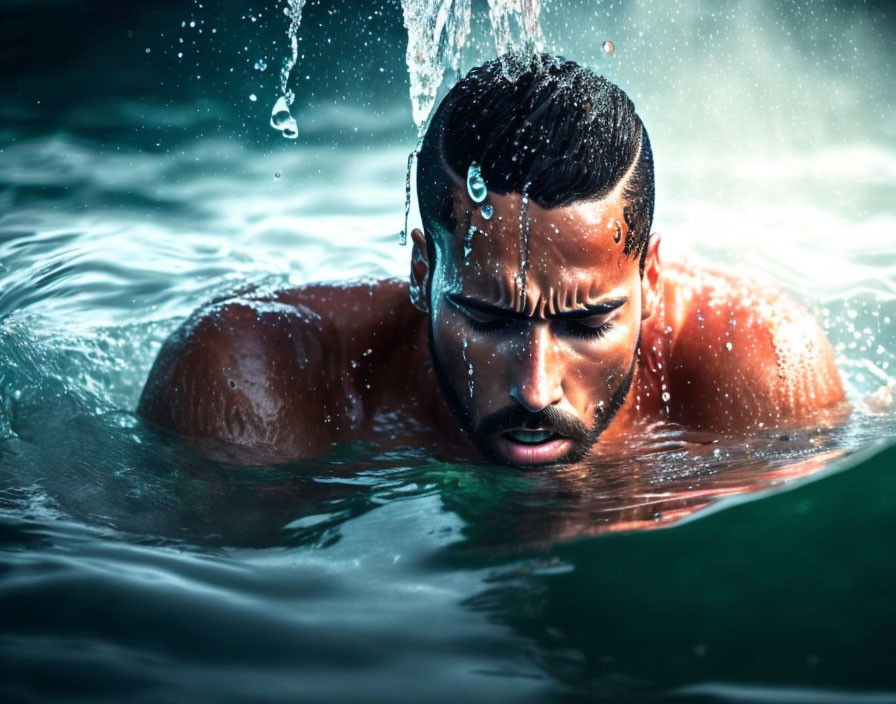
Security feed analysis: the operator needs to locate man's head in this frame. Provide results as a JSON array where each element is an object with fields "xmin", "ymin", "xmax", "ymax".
[{"xmin": 410, "ymin": 53, "xmax": 661, "ymax": 467}]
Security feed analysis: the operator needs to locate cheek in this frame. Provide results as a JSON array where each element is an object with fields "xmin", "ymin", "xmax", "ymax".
[
  {"xmin": 564, "ymin": 318, "xmax": 641, "ymax": 402},
  {"xmin": 431, "ymin": 308, "xmax": 480, "ymax": 377}
]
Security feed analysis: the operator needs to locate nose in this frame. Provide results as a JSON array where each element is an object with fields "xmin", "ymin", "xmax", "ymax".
[{"xmin": 508, "ymin": 323, "xmax": 564, "ymax": 413}]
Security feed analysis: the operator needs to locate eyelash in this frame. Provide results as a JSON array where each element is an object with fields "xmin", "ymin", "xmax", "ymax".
[
  {"xmin": 562, "ymin": 320, "xmax": 613, "ymax": 340},
  {"xmin": 468, "ymin": 317, "xmax": 513, "ymax": 334}
]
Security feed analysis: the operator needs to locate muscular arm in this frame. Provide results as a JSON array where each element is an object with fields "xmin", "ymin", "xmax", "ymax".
[
  {"xmin": 665, "ymin": 268, "xmax": 846, "ymax": 433},
  {"xmin": 138, "ymin": 299, "xmax": 350, "ymax": 463}
]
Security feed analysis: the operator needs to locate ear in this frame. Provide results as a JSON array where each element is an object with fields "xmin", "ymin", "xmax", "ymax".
[
  {"xmin": 409, "ymin": 228, "xmax": 431, "ymax": 313},
  {"xmin": 640, "ymin": 233, "xmax": 663, "ymax": 320}
]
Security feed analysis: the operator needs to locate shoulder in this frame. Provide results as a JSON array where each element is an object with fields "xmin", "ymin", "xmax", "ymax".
[
  {"xmin": 663, "ymin": 263, "xmax": 846, "ymax": 432},
  {"xmin": 138, "ymin": 294, "xmax": 339, "ymax": 460}
]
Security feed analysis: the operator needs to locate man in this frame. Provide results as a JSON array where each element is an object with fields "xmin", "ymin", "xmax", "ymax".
[{"xmin": 138, "ymin": 54, "xmax": 846, "ymax": 466}]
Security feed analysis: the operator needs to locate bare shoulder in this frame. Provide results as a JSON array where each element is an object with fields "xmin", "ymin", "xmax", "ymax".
[
  {"xmin": 138, "ymin": 278, "xmax": 415, "ymax": 462},
  {"xmin": 663, "ymin": 263, "xmax": 846, "ymax": 432}
]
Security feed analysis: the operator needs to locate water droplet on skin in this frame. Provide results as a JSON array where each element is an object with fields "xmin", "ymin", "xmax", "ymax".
[
  {"xmin": 518, "ymin": 182, "xmax": 532, "ymax": 305},
  {"xmin": 603, "ymin": 40, "xmax": 614, "ymax": 54},
  {"xmin": 481, "ymin": 204, "xmax": 494, "ymax": 219},
  {"xmin": 612, "ymin": 219, "xmax": 622, "ymax": 243},
  {"xmin": 464, "ymin": 225, "xmax": 476, "ymax": 264},
  {"xmin": 466, "ymin": 162, "xmax": 488, "ymax": 203},
  {"xmin": 400, "ymin": 143, "xmax": 420, "ymax": 246},
  {"xmin": 461, "ymin": 338, "xmax": 474, "ymax": 398}
]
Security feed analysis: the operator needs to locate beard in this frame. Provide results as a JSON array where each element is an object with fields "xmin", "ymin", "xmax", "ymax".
[{"xmin": 428, "ymin": 323, "xmax": 638, "ymax": 467}]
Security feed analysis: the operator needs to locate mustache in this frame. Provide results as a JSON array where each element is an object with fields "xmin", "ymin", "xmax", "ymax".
[{"xmin": 474, "ymin": 404, "xmax": 590, "ymax": 442}]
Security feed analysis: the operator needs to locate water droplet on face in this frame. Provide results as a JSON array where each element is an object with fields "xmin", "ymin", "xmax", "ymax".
[
  {"xmin": 466, "ymin": 162, "xmax": 488, "ymax": 203},
  {"xmin": 464, "ymin": 225, "xmax": 476, "ymax": 264},
  {"xmin": 603, "ymin": 40, "xmax": 614, "ymax": 54},
  {"xmin": 270, "ymin": 95, "xmax": 299, "ymax": 139},
  {"xmin": 612, "ymin": 219, "xmax": 622, "ymax": 243},
  {"xmin": 481, "ymin": 204, "xmax": 493, "ymax": 219}
]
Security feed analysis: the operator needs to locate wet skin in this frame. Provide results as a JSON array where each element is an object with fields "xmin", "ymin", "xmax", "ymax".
[{"xmin": 138, "ymin": 189, "xmax": 846, "ymax": 466}]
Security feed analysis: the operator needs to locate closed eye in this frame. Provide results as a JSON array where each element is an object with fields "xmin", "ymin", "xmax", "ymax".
[
  {"xmin": 557, "ymin": 319, "xmax": 613, "ymax": 340},
  {"xmin": 446, "ymin": 293, "xmax": 624, "ymax": 340},
  {"xmin": 466, "ymin": 310, "xmax": 515, "ymax": 332}
]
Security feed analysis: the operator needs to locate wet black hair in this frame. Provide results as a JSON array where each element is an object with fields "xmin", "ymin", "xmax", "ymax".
[{"xmin": 417, "ymin": 53, "xmax": 654, "ymax": 267}]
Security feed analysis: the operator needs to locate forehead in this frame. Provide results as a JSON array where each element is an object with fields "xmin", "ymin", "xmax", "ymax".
[{"xmin": 442, "ymin": 187, "xmax": 638, "ymax": 310}]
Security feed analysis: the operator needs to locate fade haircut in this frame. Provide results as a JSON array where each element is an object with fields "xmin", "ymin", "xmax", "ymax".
[{"xmin": 417, "ymin": 53, "xmax": 654, "ymax": 268}]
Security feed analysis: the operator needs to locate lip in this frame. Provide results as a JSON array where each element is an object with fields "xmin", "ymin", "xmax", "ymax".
[{"xmin": 494, "ymin": 431, "xmax": 574, "ymax": 466}]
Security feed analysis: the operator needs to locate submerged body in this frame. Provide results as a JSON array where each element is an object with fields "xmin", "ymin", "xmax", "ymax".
[{"xmin": 138, "ymin": 256, "xmax": 845, "ymax": 465}]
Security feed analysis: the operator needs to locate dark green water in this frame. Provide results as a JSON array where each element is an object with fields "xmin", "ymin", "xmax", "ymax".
[{"xmin": 2, "ymin": 0, "xmax": 895, "ymax": 701}]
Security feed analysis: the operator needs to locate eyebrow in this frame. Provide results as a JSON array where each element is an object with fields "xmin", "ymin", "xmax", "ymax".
[{"xmin": 445, "ymin": 293, "xmax": 627, "ymax": 320}]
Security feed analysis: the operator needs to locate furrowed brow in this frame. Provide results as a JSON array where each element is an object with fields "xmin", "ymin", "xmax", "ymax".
[
  {"xmin": 551, "ymin": 298, "xmax": 627, "ymax": 319},
  {"xmin": 446, "ymin": 293, "xmax": 626, "ymax": 319}
]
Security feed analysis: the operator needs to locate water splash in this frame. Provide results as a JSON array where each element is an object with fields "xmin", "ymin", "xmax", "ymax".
[
  {"xmin": 400, "ymin": 0, "xmax": 472, "ymax": 131},
  {"xmin": 466, "ymin": 162, "xmax": 488, "ymax": 203},
  {"xmin": 487, "ymin": 0, "xmax": 544, "ymax": 58},
  {"xmin": 270, "ymin": 0, "xmax": 307, "ymax": 139},
  {"xmin": 481, "ymin": 204, "xmax": 494, "ymax": 220}
]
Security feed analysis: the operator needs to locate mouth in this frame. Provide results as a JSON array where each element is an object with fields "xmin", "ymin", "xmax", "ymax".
[{"xmin": 494, "ymin": 428, "xmax": 575, "ymax": 466}]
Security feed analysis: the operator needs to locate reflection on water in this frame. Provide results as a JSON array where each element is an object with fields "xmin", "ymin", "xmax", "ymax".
[{"xmin": 1, "ymin": 0, "xmax": 895, "ymax": 701}]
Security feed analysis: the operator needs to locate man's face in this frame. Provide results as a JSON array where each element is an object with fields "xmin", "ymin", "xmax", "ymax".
[{"xmin": 415, "ymin": 187, "xmax": 653, "ymax": 468}]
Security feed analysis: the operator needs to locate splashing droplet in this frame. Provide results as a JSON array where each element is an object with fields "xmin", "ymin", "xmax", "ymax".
[
  {"xmin": 270, "ymin": 0, "xmax": 306, "ymax": 139},
  {"xmin": 249, "ymin": 93, "xmax": 258, "ymax": 102},
  {"xmin": 661, "ymin": 391, "xmax": 671, "ymax": 403},
  {"xmin": 274, "ymin": 172, "xmax": 281, "ymax": 179},
  {"xmin": 254, "ymin": 59, "xmax": 268, "ymax": 71},
  {"xmin": 481, "ymin": 204, "xmax": 494, "ymax": 220},
  {"xmin": 270, "ymin": 95, "xmax": 298, "ymax": 139},
  {"xmin": 725, "ymin": 341, "xmax": 733, "ymax": 351},
  {"xmin": 603, "ymin": 40, "xmax": 615, "ymax": 54},
  {"xmin": 467, "ymin": 162, "xmax": 487, "ymax": 203}
]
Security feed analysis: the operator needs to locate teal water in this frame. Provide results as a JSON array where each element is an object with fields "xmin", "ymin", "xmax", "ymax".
[{"xmin": 2, "ymin": 0, "xmax": 896, "ymax": 701}]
